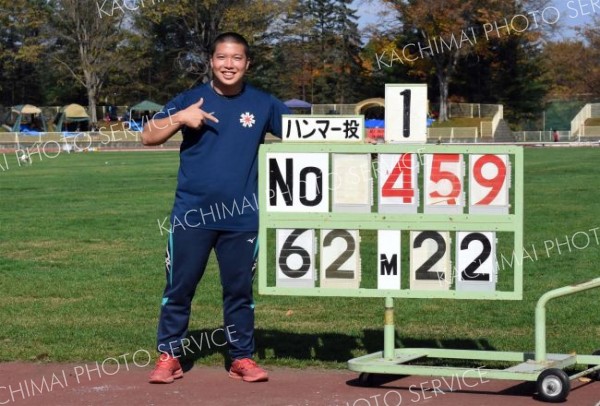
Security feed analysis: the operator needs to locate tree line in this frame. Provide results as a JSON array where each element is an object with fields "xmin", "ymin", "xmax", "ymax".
[{"xmin": 0, "ymin": 0, "xmax": 598, "ymax": 128}]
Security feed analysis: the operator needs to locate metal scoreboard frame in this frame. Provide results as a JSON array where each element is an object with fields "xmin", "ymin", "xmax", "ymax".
[
  {"xmin": 256, "ymin": 96, "xmax": 599, "ymax": 402},
  {"xmin": 258, "ymin": 143, "xmax": 524, "ymax": 301}
]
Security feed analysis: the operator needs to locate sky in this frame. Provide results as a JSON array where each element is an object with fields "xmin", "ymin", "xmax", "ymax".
[{"xmin": 352, "ymin": 0, "xmax": 598, "ymax": 41}]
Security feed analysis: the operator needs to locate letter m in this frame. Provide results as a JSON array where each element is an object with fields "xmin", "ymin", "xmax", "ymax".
[{"xmin": 380, "ymin": 254, "xmax": 398, "ymax": 276}]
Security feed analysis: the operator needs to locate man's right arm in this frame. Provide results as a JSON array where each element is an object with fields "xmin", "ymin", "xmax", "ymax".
[
  {"xmin": 141, "ymin": 114, "xmax": 181, "ymax": 146},
  {"xmin": 141, "ymin": 98, "xmax": 219, "ymax": 146}
]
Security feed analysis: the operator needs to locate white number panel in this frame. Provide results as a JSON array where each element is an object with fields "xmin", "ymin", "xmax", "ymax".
[
  {"xmin": 378, "ymin": 153, "xmax": 419, "ymax": 213},
  {"xmin": 410, "ymin": 231, "xmax": 451, "ymax": 290},
  {"xmin": 266, "ymin": 153, "xmax": 329, "ymax": 213},
  {"xmin": 424, "ymin": 154, "xmax": 465, "ymax": 214},
  {"xmin": 320, "ymin": 229, "xmax": 361, "ymax": 289},
  {"xmin": 455, "ymin": 232, "xmax": 497, "ymax": 292},
  {"xmin": 332, "ymin": 154, "xmax": 372, "ymax": 213},
  {"xmin": 384, "ymin": 84, "xmax": 428, "ymax": 143},
  {"xmin": 378, "ymin": 230, "xmax": 401, "ymax": 290},
  {"xmin": 469, "ymin": 154, "xmax": 511, "ymax": 214},
  {"xmin": 276, "ymin": 229, "xmax": 316, "ymax": 288}
]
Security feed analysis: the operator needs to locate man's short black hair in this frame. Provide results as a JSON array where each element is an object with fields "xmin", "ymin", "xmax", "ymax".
[{"xmin": 210, "ymin": 32, "xmax": 250, "ymax": 59}]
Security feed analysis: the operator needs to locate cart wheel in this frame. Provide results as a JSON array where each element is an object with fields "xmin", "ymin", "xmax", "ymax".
[
  {"xmin": 358, "ymin": 372, "xmax": 375, "ymax": 387},
  {"xmin": 536, "ymin": 368, "xmax": 570, "ymax": 403},
  {"xmin": 588, "ymin": 349, "xmax": 600, "ymax": 381}
]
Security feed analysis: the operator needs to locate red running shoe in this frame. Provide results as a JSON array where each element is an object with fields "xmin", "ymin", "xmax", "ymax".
[
  {"xmin": 228, "ymin": 358, "xmax": 269, "ymax": 382},
  {"xmin": 148, "ymin": 353, "xmax": 183, "ymax": 384}
]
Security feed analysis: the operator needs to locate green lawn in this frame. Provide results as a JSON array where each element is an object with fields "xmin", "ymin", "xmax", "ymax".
[{"xmin": 0, "ymin": 148, "xmax": 598, "ymax": 369}]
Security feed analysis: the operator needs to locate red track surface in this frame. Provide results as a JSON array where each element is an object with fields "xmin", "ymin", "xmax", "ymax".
[{"xmin": 0, "ymin": 362, "xmax": 598, "ymax": 406}]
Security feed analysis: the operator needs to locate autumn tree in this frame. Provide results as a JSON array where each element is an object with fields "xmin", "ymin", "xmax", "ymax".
[
  {"xmin": 541, "ymin": 40, "xmax": 590, "ymax": 100},
  {"xmin": 380, "ymin": 0, "xmax": 551, "ymax": 121},
  {"xmin": 46, "ymin": 0, "xmax": 132, "ymax": 123}
]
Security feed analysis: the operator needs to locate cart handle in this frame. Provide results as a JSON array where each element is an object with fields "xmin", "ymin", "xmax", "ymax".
[{"xmin": 535, "ymin": 277, "xmax": 600, "ymax": 362}]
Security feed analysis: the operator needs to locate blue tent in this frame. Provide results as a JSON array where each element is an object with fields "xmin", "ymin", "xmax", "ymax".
[
  {"xmin": 10, "ymin": 104, "xmax": 47, "ymax": 132},
  {"xmin": 284, "ymin": 99, "xmax": 312, "ymax": 109}
]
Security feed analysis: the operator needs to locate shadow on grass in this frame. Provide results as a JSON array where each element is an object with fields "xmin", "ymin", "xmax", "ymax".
[{"xmin": 181, "ymin": 327, "xmax": 498, "ymax": 373}]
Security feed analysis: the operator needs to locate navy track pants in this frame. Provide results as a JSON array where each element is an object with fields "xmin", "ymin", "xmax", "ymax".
[{"xmin": 156, "ymin": 227, "xmax": 257, "ymax": 359}]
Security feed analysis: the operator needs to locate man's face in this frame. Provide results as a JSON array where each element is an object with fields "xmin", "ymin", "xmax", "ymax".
[{"xmin": 210, "ymin": 41, "xmax": 250, "ymax": 91}]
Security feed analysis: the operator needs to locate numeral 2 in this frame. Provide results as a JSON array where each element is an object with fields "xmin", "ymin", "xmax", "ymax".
[
  {"xmin": 413, "ymin": 231, "xmax": 446, "ymax": 280},
  {"xmin": 460, "ymin": 232, "xmax": 491, "ymax": 281},
  {"xmin": 323, "ymin": 230, "xmax": 355, "ymax": 279}
]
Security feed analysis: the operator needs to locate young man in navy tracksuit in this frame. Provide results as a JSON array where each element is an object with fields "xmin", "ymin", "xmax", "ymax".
[{"xmin": 142, "ymin": 32, "xmax": 289, "ymax": 383}]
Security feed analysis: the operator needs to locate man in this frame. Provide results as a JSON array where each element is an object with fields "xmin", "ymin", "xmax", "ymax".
[{"xmin": 142, "ymin": 32, "xmax": 290, "ymax": 384}]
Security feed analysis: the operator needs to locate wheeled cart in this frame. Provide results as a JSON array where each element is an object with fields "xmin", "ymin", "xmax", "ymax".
[
  {"xmin": 257, "ymin": 138, "xmax": 598, "ymax": 403},
  {"xmin": 349, "ymin": 277, "xmax": 600, "ymax": 403}
]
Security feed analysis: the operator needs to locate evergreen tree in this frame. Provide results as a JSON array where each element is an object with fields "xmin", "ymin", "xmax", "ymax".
[
  {"xmin": 490, "ymin": 36, "xmax": 547, "ymax": 128},
  {"xmin": 135, "ymin": 0, "xmax": 284, "ymax": 100},
  {"xmin": 0, "ymin": 0, "xmax": 48, "ymax": 106},
  {"xmin": 267, "ymin": 0, "xmax": 364, "ymax": 103},
  {"xmin": 46, "ymin": 0, "xmax": 133, "ymax": 123}
]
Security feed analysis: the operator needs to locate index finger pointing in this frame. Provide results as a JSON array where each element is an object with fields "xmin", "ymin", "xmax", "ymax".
[{"xmin": 204, "ymin": 112, "xmax": 219, "ymax": 123}]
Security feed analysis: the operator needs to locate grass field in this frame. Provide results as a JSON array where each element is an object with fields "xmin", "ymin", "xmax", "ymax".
[{"xmin": 0, "ymin": 148, "xmax": 598, "ymax": 369}]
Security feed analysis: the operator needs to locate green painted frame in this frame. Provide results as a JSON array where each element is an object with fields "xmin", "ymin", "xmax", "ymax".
[{"xmin": 258, "ymin": 143, "xmax": 524, "ymax": 300}]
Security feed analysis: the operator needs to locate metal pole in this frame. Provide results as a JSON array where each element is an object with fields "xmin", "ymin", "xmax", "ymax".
[
  {"xmin": 542, "ymin": 110, "xmax": 545, "ymax": 132},
  {"xmin": 384, "ymin": 297, "xmax": 395, "ymax": 360}
]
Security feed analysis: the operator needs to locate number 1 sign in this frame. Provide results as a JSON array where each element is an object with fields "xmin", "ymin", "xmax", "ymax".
[{"xmin": 384, "ymin": 84, "xmax": 428, "ymax": 143}]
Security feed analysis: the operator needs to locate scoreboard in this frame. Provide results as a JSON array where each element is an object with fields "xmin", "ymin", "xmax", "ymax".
[{"xmin": 258, "ymin": 85, "xmax": 524, "ymax": 300}]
